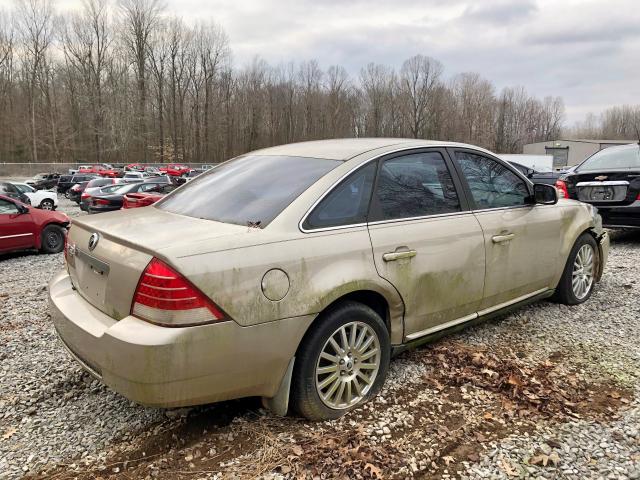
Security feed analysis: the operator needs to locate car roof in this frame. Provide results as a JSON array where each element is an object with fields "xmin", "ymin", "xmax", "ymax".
[{"xmin": 249, "ymin": 138, "xmax": 494, "ymax": 161}]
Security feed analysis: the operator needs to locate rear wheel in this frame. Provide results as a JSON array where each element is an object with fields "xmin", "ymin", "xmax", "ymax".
[
  {"xmin": 291, "ymin": 301, "xmax": 390, "ymax": 420},
  {"xmin": 39, "ymin": 199, "xmax": 54, "ymax": 210},
  {"xmin": 40, "ymin": 225, "xmax": 65, "ymax": 254},
  {"xmin": 553, "ymin": 233, "xmax": 598, "ymax": 305}
]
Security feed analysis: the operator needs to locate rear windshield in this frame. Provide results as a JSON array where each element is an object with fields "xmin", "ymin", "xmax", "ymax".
[
  {"xmin": 87, "ymin": 178, "xmax": 113, "ymax": 188},
  {"xmin": 157, "ymin": 155, "xmax": 341, "ymax": 227},
  {"xmin": 578, "ymin": 146, "xmax": 640, "ymax": 172}
]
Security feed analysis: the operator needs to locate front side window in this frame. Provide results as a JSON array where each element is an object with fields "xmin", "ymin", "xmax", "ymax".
[
  {"xmin": 371, "ymin": 151, "xmax": 461, "ymax": 221},
  {"xmin": 455, "ymin": 151, "xmax": 529, "ymax": 209},
  {"xmin": 14, "ymin": 184, "xmax": 34, "ymax": 194},
  {"xmin": 158, "ymin": 155, "xmax": 341, "ymax": 227},
  {"xmin": 303, "ymin": 162, "xmax": 376, "ymax": 230},
  {"xmin": 0, "ymin": 199, "xmax": 19, "ymax": 214}
]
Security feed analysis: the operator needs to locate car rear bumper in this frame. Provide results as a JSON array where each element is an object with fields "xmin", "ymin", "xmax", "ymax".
[
  {"xmin": 49, "ymin": 270, "xmax": 313, "ymax": 407},
  {"xmin": 597, "ymin": 200, "xmax": 640, "ymax": 229}
]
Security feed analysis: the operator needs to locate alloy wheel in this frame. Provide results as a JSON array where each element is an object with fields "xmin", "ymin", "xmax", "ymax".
[
  {"xmin": 572, "ymin": 244, "xmax": 595, "ymax": 300},
  {"xmin": 315, "ymin": 321, "xmax": 380, "ymax": 410}
]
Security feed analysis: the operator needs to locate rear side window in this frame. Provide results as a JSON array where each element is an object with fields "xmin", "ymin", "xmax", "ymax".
[
  {"xmin": 158, "ymin": 155, "xmax": 341, "ymax": 227},
  {"xmin": 303, "ymin": 162, "xmax": 376, "ymax": 230},
  {"xmin": 370, "ymin": 151, "xmax": 461, "ymax": 221},
  {"xmin": 455, "ymin": 151, "xmax": 529, "ymax": 209}
]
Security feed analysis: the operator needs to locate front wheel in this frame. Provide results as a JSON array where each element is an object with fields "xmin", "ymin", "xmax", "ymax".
[
  {"xmin": 39, "ymin": 199, "xmax": 55, "ymax": 210},
  {"xmin": 291, "ymin": 301, "xmax": 390, "ymax": 420},
  {"xmin": 553, "ymin": 233, "xmax": 598, "ymax": 305},
  {"xmin": 40, "ymin": 225, "xmax": 65, "ymax": 254}
]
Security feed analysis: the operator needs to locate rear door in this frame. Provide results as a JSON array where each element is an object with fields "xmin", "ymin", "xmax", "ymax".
[
  {"xmin": 366, "ymin": 149, "xmax": 486, "ymax": 340},
  {"xmin": 0, "ymin": 199, "xmax": 35, "ymax": 252},
  {"xmin": 449, "ymin": 148, "xmax": 562, "ymax": 311}
]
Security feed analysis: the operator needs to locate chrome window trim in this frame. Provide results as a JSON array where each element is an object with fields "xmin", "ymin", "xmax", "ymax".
[{"xmin": 299, "ymin": 145, "xmax": 472, "ymax": 234}]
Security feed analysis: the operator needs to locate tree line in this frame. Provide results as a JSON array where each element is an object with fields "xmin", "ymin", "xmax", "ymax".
[
  {"xmin": 0, "ymin": 0, "xmax": 567, "ymax": 165},
  {"xmin": 570, "ymin": 105, "xmax": 640, "ymax": 141}
]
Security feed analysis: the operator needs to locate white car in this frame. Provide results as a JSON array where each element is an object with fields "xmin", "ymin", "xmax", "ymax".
[
  {"xmin": 122, "ymin": 172, "xmax": 150, "ymax": 183},
  {"xmin": 11, "ymin": 182, "xmax": 58, "ymax": 210}
]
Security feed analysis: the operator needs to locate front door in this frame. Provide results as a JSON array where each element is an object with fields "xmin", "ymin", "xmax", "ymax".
[
  {"xmin": 0, "ymin": 199, "xmax": 35, "ymax": 253},
  {"xmin": 367, "ymin": 149, "xmax": 486, "ymax": 340},
  {"xmin": 450, "ymin": 149, "xmax": 562, "ymax": 310}
]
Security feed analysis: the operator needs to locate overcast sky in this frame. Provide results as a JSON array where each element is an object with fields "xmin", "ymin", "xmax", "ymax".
[{"xmin": 7, "ymin": 0, "xmax": 640, "ymax": 124}]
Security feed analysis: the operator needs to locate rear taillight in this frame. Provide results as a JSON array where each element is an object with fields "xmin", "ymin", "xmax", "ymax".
[
  {"xmin": 81, "ymin": 192, "xmax": 90, "ymax": 199},
  {"xmin": 637, "ymin": 193, "xmax": 640, "ymax": 201},
  {"xmin": 131, "ymin": 258, "xmax": 226, "ymax": 327},
  {"xmin": 555, "ymin": 179, "xmax": 569, "ymax": 199},
  {"xmin": 93, "ymin": 198, "xmax": 110, "ymax": 205}
]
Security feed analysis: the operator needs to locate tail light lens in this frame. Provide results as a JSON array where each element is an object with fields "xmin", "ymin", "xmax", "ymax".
[
  {"xmin": 81, "ymin": 192, "xmax": 90, "ymax": 199},
  {"xmin": 555, "ymin": 179, "xmax": 569, "ymax": 199},
  {"xmin": 93, "ymin": 198, "xmax": 110, "ymax": 205},
  {"xmin": 131, "ymin": 258, "xmax": 226, "ymax": 327}
]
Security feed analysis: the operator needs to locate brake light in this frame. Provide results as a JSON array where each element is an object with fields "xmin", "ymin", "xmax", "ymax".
[
  {"xmin": 555, "ymin": 179, "xmax": 569, "ymax": 199},
  {"xmin": 131, "ymin": 258, "xmax": 226, "ymax": 327},
  {"xmin": 93, "ymin": 198, "xmax": 110, "ymax": 205},
  {"xmin": 81, "ymin": 192, "xmax": 90, "ymax": 199}
]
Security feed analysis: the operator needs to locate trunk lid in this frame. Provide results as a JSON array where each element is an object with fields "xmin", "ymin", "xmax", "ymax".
[
  {"xmin": 66, "ymin": 207, "xmax": 278, "ymax": 319},
  {"xmin": 565, "ymin": 170, "xmax": 640, "ymax": 206}
]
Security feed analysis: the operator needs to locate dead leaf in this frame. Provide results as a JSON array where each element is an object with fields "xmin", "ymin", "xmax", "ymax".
[
  {"xmin": 483, "ymin": 412, "xmax": 494, "ymax": 420},
  {"xmin": 291, "ymin": 445, "xmax": 304, "ymax": 456},
  {"xmin": 507, "ymin": 375, "xmax": 523, "ymax": 387},
  {"xmin": 280, "ymin": 465, "xmax": 292, "ymax": 474},
  {"xmin": 530, "ymin": 455, "xmax": 548, "ymax": 466},
  {"xmin": 608, "ymin": 391, "xmax": 621, "ymax": 399},
  {"xmin": 364, "ymin": 463, "xmax": 382, "ymax": 479},
  {"xmin": 2, "ymin": 427, "xmax": 17, "ymax": 440},
  {"xmin": 443, "ymin": 455, "xmax": 455, "ymax": 466},
  {"xmin": 548, "ymin": 451, "xmax": 561, "ymax": 466},
  {"xmin": 500, "ymin": 458, "xmax": 519, "ymax": 476}
]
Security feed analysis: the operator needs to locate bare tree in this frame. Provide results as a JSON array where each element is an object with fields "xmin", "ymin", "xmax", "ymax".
[{"xmin": 399, "ymin": 55, "xmax": 443, "ymax": 138}]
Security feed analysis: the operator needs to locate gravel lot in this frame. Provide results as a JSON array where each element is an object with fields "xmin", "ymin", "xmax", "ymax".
[{"xmin": 0, "ymin": 197, "xmax": 639, "ymax": 479}]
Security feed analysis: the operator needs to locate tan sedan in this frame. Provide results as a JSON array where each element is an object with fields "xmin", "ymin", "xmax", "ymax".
[{"xmin": 50, "ymin": 139, "xmax": 609, "ymax": 420}]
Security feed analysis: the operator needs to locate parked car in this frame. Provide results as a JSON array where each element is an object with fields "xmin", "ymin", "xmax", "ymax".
[
  {"xmin": 175, "ymin": 169, "xmax": 202, "ymax": 185},
  {"xmin": 201, "ymin": 164, "xmax": 215, "ymax": 170},
  {"xmin": 0, "ymin": 182, "xmax": 30, "ymax": 204},
  {"xmin": 122, "ymin": 171, "xmax": 151, "ymax": 183},
  {"xmin": 124, "ymin": 163, "xmax": 146, "ymax": 172},
  {"xmin": 88, "ymin": 180, "xmax": 175, "ymax": 213},
  {"xmin": 122, "ymin": 183, "xmax": 178, "ymax": 209},
  {"xmin": 58, "ymin": 174, "xmax": 98, "ymax": 194},
  {"xmin": 80, "ymin": 178, "xmax": 123, "ymax": 212},
  {"xmin": 10, "ymin": 182, "xmax": 58, "ymax": 210},
  {"xmin": 77, "ymin": 164, "xmax": 121, "ymax": 178},
  {"xmin": 26, "ymin": 173, "xmax": 61, "ymax": 190},
  {"xmin": 51, "ymin": 139, "xmax": 609, "ymax": 420},
  {"xmin": 556, "ymin": 143, "xmax": 640, "ymax": 229},
  {"xmin": 144, "ymin": 166, "xmax": 163, "ymax": 176},
  {"xmin": 0, "ymin": 195, "xmax": 69, "ymax": 255},
  {"xmin": 160, "ymin": 163, "xmax": 190, "ymax": 177},
  {"xmin": 508, "ymin": 162, "xmax": 560, "ymax": 185},
  {"xmin": 67, "ymin": 181, "xmax": 95, "ymax": 204}
]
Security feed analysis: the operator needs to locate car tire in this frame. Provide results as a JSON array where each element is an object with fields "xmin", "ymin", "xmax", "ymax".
[
  {"xmin": 40, "ymin": 225, "xmax": 65, "ymax": 254},
  {"xmin": 290, "ymin": 301, "xmax": 390, "ymax": 420},
  {"xmin": 39, "ymin": 199, "xmax": 55, "ymax": 210},
  {"xmin": 552, "ymin": 233, "xmax": 599, "ymax": 305}
]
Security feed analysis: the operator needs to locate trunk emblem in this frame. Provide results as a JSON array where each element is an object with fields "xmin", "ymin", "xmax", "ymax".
[
  {"xmin": 88, "ymin": 233, "xmax": 100, "ymax": 251},
  {"xmin": 594, "ymin": 175, "xmax": 608, "ymax": 181}
]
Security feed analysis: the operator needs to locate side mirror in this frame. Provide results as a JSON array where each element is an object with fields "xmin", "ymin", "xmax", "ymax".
[
  {"xmin": 533, "ymin": 183, "xmax": 558, "ymax": 205},
  {"xmin": 17, "ymin": 203, "xmax": 29, "ymax": 214}
]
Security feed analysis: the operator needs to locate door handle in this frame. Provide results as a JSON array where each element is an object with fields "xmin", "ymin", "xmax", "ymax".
[
  {"xmin": 492, "ymin": 233, "xmax": 515, "ymax": 244},
  {"xmin": 382, "ymin": 249, "xmax": 417, "ymax": 262}
]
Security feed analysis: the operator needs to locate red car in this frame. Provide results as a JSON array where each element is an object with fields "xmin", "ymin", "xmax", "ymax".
[
  {"xmin": 122, "ymin": 183, "xmax": 177, "ymax": 209},
  {"xmin": 0, "ymin": 195, "xmax": 69, "ymax": 255},
  {"xmin": 125, "ymin": 163, "xmax": 146, "ymax": 172},
  {"xmin": 78, "ymin": 164, "xmax": 121, "ymax": 178},
  {"xmin": 159, "ymin": 163, "xmax": 191, "ymax": 176}
]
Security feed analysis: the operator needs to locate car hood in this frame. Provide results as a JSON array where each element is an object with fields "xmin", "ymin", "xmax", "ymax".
[
  {"xmin": 71, "ymin": 207, "xmax": 283, "ymax": 257},
  {"xmin": 29, "ymin": 205, "xmax": 69, "ymax": 224}
]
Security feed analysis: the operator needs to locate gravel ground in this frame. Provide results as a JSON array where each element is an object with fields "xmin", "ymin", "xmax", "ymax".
[{"xmin": 0, "ymin": 197, "xmax": 639, "ymax": 479}]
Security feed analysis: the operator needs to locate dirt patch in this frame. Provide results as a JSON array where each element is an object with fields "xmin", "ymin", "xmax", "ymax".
[{"xmin": 34, "ymin": 340, "xmax": 633, "ymax": 480}]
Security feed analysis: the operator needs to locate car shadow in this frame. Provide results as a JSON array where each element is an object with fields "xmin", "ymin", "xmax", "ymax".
[{"xmin": 608, "ymin": 228, "xmax": 640, "ymax": 244}]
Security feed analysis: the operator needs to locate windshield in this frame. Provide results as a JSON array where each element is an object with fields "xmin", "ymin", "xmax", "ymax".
[
  {"xmin": 14, "ymin": 184, "xmax": 34, "ymax": 193},
  {"xmin": 578, "ymin": 145, "xmax": 640, "ymax": 172},
  {"xmin": 157, "ymin": 155, "xmax": 341, "ymax": 227}
]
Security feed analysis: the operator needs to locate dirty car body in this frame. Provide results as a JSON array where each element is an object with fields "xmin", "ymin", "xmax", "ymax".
[{"xmin": 50, "ymin": 139, "xmax": 609, "ymax": 419}]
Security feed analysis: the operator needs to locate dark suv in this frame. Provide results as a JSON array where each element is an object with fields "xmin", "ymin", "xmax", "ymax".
[{"xmin": 57, "ymin": 174, "xmax": 98, "ymax": 194}]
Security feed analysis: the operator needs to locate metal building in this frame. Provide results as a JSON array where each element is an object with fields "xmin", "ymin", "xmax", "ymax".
[{"xmin": 522, "ymin": 139, "xmax": 635, "ymax": 168}]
